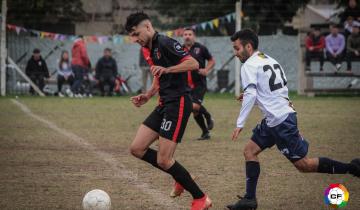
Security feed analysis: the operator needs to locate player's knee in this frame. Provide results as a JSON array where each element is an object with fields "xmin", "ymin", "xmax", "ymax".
[
  {"xmin": 157, "ymin": 156, "xmax": 172, "ymax": 170},
  {"xmin": 293, "ymin": 159, "xmax": 315, "ymax": 173},
  {"xmin": 243, "ymin": 147, "xmax": 256, "ymax": 160},
  {"xmin": 129, "ymin": 144, "xmax": 144, "ymax": 159}
]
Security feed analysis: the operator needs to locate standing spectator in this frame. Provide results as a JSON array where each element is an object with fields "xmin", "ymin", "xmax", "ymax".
[
  {"xmin": 57, "ymin": 50, "xmax": 74, "ymax": 97},
  {"xmin": 95, "ymin": 48, "xmax": 118, "ymax": 96},
  {"xmin": 305, "ymin": 27, "xmax": 325, "ymax": 71},
  {"xmin": 346, "ymin": 25, "xmax": 360, "ymax": 72},
  {"xmin": 139, "ymin": 48, "xmax": 152, "ymax": 93},
  {"xmin": 340, "ymin": 0, "xmax": 360, "ymax": 23},
  {"xmin": 25, "ymin": 49, "xmax": 49, "ymax": 95},
  {"xmin": 344, "ymin": 16, "xmax": 360, "ymax": 37},
  {"xmin": 325, "ymin": 24, "xmax": 346, "ymax": 71},
  {"xmin": 71, "ymin": 35, "xmax": 91, "ymax": 98}
]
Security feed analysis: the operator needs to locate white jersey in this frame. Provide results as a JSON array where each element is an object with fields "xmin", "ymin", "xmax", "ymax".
[{"xmin": 240, "ymin": 51, "xmax": 295, "ymax": 127}]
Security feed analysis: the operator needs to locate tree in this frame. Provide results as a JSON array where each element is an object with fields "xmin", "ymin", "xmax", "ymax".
[
  {"xmin": 7, "ymin": 0, "xmax": 87, "ymax": 33},
  {"xmin": 137, "ymin": 0, "xmax": 309, "ymax": 35}
]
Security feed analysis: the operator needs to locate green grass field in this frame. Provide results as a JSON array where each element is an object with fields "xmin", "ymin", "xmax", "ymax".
[{"xmin": 0, "ymin": 95, "xmax": 359, "ymax": 210}]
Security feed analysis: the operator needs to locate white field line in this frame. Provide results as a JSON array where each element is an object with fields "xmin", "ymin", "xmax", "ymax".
[{"xmin": 11, "ymin": 99, "xmax": 182, "ymax": 210}]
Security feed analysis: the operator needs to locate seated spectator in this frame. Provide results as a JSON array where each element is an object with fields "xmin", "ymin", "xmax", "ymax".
[
  {"xmin": 344, "ymin": 16, "xmax": 360, "ymax": 37},
  {"xmin": 25, "ymin": 48, "xmax": 49, "ymax": 95},
  {"xmin": 305, "ymin": 27, "xmax": 325, "ymax": 71},
  {"xmin": 325, "ymin": 24, "xmax": 346, "ymax": 71},
  {"xmin": 346, "ymin": 25, "xmax": 360, "ymax": 71},
  {"xmin": 95, "ymin": 48, "xmax": 118, "ymax": 96},
  {"xmin": 57, "ymin": 50, "xmax": 74, "ymax": 97},
  {"xmin": 340, "ymin": 0, "xmax": 360, "ymax": 23}
]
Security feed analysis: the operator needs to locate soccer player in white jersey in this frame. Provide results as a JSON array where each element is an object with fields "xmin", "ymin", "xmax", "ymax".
[{"xmin": 226, "ymin": 29, "xmax": 360, "ymax": 210}]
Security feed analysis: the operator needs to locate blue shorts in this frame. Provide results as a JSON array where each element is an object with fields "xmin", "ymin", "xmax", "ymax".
[{"xmin": 251, "ymin": 113, "xmax": 309, "ymax": 162}]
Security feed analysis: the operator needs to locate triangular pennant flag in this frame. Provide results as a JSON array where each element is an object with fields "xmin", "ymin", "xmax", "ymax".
[
  {"xmin": 226, "ymin": 14, "xmax": 232, "ymax": 22},
  {"xmin": 15, "ymin": 26, "xmax": 21, "ymax": 35},
  {"xmin": 212, "ymin": 18, "xmax": 219, "ymax": 28},
  {"xmin": 191, "ymin": 25, "xmax": 197, "ymax": 30},
  {"xmin": 40, "ymin": 32, "xmax": 45, "ymax": 38},
  {"xmin": 113, "ymin": 35, "xmax": 123, "ymax": 45},
  {"xmin": 54, "ymin": 34, "xmax": 60, "ymax": 40},
  {"xmin": 208, "ymin": 21, "xmax": 213, "ymax": 30},
  {"xmin": 201, "ymin": 22, "xmax": 207, "ymax": 30},
  {"xmin": 166, "ymin": 31, "xmax": 173, "ymax": 38}
]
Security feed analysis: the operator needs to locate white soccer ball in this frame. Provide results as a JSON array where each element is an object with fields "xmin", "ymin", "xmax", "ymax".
[
  {"xmin": 328, "ymin": 187, "xmax": 345, "ymax": 205},
  {"xmin": 82, "ymin": 189, "xmax": 111, "ymax": 210}
]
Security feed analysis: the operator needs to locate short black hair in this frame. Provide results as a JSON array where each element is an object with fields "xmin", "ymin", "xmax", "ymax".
[
  {"xmin": 184, "ymin": 27, "xmax": 196, "ymax": 34},
  {"xmin": 125, "ymin": 12, "xmax": 150, "ymax": 33},
  {"xmin": 230, "ymin": 29, "xmax": 259, "ymax": 50},
  {"xmin": 104, "ymin": 48, "xmax": 112, "ymax": 52},
  {"xmin": 33, "ymin": 48, "xmax": 40, "ymax": 54}
]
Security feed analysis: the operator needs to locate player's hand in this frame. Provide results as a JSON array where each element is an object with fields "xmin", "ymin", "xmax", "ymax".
[
  {"xmin": 150, "ymin": 65, "xmax": 169, "ymax": 77},
  {"xmin": 232, "ymin": 127, "xmax": 243, "ymax": 141},
  {"xmin": 130, "ymin": 94, "xmax": 149, "ymax": 107},
  {"xmin": 309, "ymin": 46, "xmax": 314, "ymax": 51},
  {"xmin": 236, "ymin": 93, "xmax": 244, "ymax": 101},
  {"xmin": 198, "ymin": 68, "xmax": 208, "ymax": 76}
]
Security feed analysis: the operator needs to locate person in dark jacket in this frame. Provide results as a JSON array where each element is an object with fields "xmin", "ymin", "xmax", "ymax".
[
  {"xmin": 340, "ymin": 0, "xmax": 360, "ymax": 23},
  {"xmin": 346, "ymin": 25, "xmax": 360, "ymax": 71},
  {"xmin": 95, "ymin": 48, "xmax": 118, "ymax": 96},
  {"xmin": 305, "ymin": 27, "xmax": 325, "ymax": 71},
  {"xmin": 25, "ymin": 48, "xmax": 50, "ymax": 95}
]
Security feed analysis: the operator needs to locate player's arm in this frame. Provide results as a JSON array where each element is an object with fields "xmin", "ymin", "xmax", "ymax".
[
  {"xmin": 151, "ymin": 56, "xmax": 199, "ymax": 76},
  {"xmin": 232, "ymin": 85, "xmax": 257, "ymax": 140},
  {"xmin": 200, "ymin": 46, "xmax": 216, "ymax": 76},
  {"xmin": 131, "ymin": 76, "xmax": 159, "ymax": 107}
]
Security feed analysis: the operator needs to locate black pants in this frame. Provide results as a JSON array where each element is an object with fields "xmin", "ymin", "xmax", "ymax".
[
  {"xmin": 57, "ymin": 75, "xmax": 74, "ymax": 92},
  {"xmin": 305, "ymin": 51, "xmax": 324, "ymax": 68},
  {"xmin": 346, "ymin": 51, "xmax": 360, "ymax": 70},
  {"xmin": 29, "ymin": 74, "xmax": 45, "ymax": 95},
  {"xmin": 98, "ymin": 75, "xmax": 116, "ymax": 95},
  {"xmin": 326, "ymin": 51, "xmax": 344, "ymax": 66},
  {"xmin": 71, "ymin": 65, "xmax": 85, "ymax": 94}
]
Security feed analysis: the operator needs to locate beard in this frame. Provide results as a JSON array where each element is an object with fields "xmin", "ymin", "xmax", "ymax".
[
  {"xmin": 238, "ymin": 49, "xmax": 250, "ymax": 63},
  {"xmin": 184, "ymin": 39, "xmax": 193, "ymax": 46}
]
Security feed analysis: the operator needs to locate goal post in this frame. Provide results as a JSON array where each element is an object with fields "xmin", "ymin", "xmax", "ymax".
[{"xmin": 235, "ymin": 0, "xmax": 242, "ymax": 97}]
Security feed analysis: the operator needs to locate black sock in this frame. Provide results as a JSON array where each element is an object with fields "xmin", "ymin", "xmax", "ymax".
[
  {"xmin": 167, "ymin": 161, "xmax": 205, "ymax": 199},
  {"xmin": 141, "ymin": 148, "xmax": 166, "ymax": 172},
  {"xmin": 317, "ymin": 157, "xmax": 352, "ymax": 174},
  {"xmin": 244, "ymin": 161, "xmax": 260, "ymax": 199},
  {"xmin": 199, "ymin": 105, "xmax": 211, "ymax": 119},
  {"xmin": 194, "ymin": 114, "xmax": 208, "ymax": 134}
]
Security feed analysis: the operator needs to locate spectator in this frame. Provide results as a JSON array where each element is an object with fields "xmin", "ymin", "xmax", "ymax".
[
  {"xmin": 95, "ymin": 48, "xmax": 118, "ymax": 96},
  {"xmin": 139, "ymin": 48, "xmax": 152, "ymax": 93},
  {"xmin": 25, "ymin": 48, "xmax": 49, "ymax": 95},
  {"xmin": 57, "ymin": 50, "xmax": 74, "ymax": 97},
  {"xmin": 325, "ymin": 24, "xmax": 346, "ymax": 71},
  {"xmin": 346, "ymin": 25, "xmax": 360, "ymax": 71},
  {"xmin": 344, "ymin": 16, "xmax": 360, "ymax": 37},
  {"xmin": 71, "ymin": 35, "xmax": 91, "ymax": 98},
  {"xmin": 340, "ymin": 0, "xmax": 360, "ymax": 23},
  {"xmin": 305, "ymin": 27, "xmax": 325, "ymax": 71}
]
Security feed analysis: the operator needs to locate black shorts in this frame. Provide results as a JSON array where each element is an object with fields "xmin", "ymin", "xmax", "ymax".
[
  {"xmin": 251, "ymin": 113, "xmax": 309, "ymax": 162},
  {"xmin": 190, "ymin": 85, "xmax": 206, "ymax": 105},
  {"xmin": 143, "ymin": 95, "xmax": 192, "ymax": 143}
]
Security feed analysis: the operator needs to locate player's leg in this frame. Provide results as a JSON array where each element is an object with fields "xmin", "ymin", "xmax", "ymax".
[
  {"xmin": 227, "ymin": 119, "xmax": 274, "ymax": 210},
  {"xmin": 193, "ymin": 102, "xmax": 210, "ymax": 140},
  {"xmin": 197, "ymin": 87, "xmax": 214, "ymax": 130}
]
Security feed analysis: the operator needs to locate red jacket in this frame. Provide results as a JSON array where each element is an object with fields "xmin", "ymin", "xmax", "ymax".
[
  {"xmin": 305, "ymin": 35, "xmax": 325, "ymax": 52},
  {"xmin": 71, "ymin": 39, "xmax": 90, "ymax": 68}
]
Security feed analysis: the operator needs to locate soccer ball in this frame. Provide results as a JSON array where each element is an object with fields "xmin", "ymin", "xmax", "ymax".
[
  {"xmin": 328, "ymin": 187, "xmax": 345, "ymax": 205},
  {"xmin": 82, "ymin": 189, "xmax": 111, "ymax": 210}
]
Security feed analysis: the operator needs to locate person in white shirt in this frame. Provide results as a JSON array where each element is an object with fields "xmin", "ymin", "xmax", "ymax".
[{"xmin": 226, "ymin": 29, "xmax": 360, "ymax": 210}]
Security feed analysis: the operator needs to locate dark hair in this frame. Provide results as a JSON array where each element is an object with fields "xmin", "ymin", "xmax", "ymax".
[
  {"xmin": 104, "ymin": 48, "xmax": 112, "ymax": 52},
  {"xmin": 33, "ymin": 48, "xmax": 40, "ymax": 54},
  {"xmin": 125, "ymin": 12, "xmax": 150, "ymax": 32},
  {"xmin": 313, "ymin": 27, "xmax": 321, "ymax": 31},
  {"xmin": 183, "ymin": 27, "xmax": 196, "ymax": 34},
  {"xmin": 59, "ymin": 50, "xmax": 69, "ymax": 69},
  {"xmin": 230, "ymin": 29, "xmax": 259, "ymax": 50},
  {"xmin": 330, "ymin": 23, "xmax": 341, "ymax": 29}
]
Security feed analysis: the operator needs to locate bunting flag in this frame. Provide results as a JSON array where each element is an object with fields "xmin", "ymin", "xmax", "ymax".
[{"xmin": 5, "ymin": 11, "xmax": 237, "ymax": 43}]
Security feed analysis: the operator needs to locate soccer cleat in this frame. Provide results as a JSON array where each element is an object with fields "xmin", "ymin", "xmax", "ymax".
[
  {"xmin": 170, "ymin": 182, "xmax": 184, "ymax": 198},
  {"xmin": 191, "ymin": 195, "xmax": 212, "ymax": 210},
  {"xmin": 170, "ymin": 176, "xmax": 196, "ymax": 198},
  {"xmin": 350, "ymin": 158, "xmax": 360, "ymax": 177},
  {"xmin": 197, "ymin": 132, "xmax": 210, "ymax": 140},
  {"xmin": 206, "ymin": 117, "xmax": 214, "ymax": 130},
  {"xmin": 227, "ymin": 196, "xmax": 257, "ymax": 210}
]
